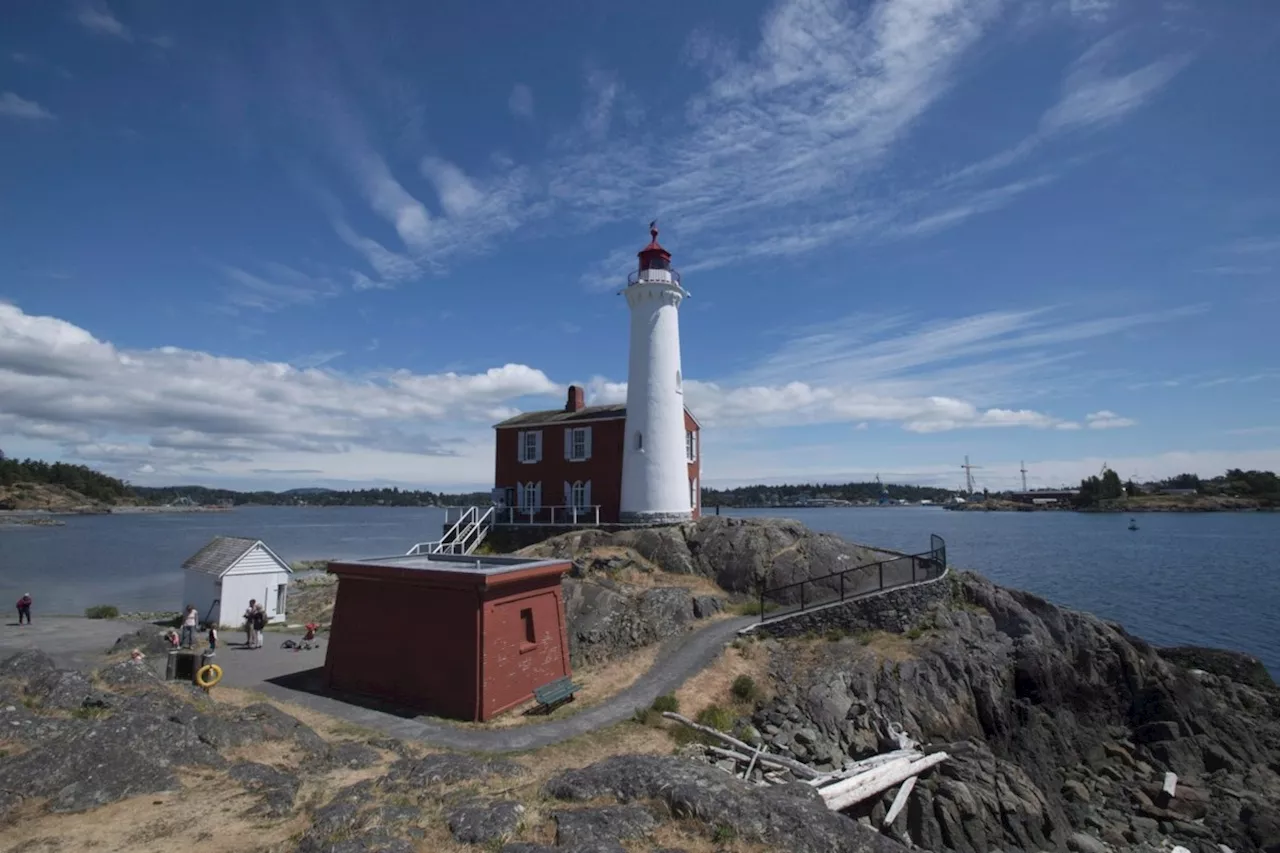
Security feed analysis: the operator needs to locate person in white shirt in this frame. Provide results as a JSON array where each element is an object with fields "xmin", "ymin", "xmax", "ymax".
[{"xmin": 180, "ymin": 604, "xmax": 199, "ymax": 648}]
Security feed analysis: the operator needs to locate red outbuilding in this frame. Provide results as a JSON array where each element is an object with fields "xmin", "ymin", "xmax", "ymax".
[
  {"xmin": 324, "ymin": 552, "xmax": 573, "ymax": 721},
  {"xmin": 491, "ymin": 385, "xmax": 702, "ymax": 525}
]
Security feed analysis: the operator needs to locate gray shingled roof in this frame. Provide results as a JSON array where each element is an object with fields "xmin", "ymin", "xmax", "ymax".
[
  {"xmin": 182, "ymin": 536, "xmax": 260, "ymax": 576},
  {"xmin": 493, "ymin": 403, "xmax": 627, "ymax": 428}
]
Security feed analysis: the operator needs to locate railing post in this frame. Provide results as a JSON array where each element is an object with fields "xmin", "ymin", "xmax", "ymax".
[
  {"xmin": 800, "ymin": 583, "xmax": 806, "ymax": 612},
  {"xmin": 840, "ymin": 572, "xmax": 845, "ymax": 601},
  {"xmin": 759, "ymin": 587, "xmax": 764, "ymax": 621},
  {"xmin": 879, "ymin": 562, "xmax": 884, "ymax": 590}
]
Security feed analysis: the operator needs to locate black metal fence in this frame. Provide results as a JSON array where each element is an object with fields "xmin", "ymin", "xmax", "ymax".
[{"xmin": 757, "ymin": 534, "xmax": 947, "ymax": 620}]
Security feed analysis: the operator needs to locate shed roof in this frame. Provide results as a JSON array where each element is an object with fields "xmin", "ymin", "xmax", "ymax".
[
  {"xmin": 494, "ymin": 403, "xmax": 701, "ymax": 429},
  {"xmin": 182, "ymin": 536, "xmax": 290, "ymax": 577}
]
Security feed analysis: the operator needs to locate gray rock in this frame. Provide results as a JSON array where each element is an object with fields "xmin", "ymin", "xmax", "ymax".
[
  {"xmin": 24, "ymin": 668, "xmax": 108, "ymax": 711},
  {"xmin": 229, "ymin": 761, "xmax": 300, "ymax": 816},
  {"xmin": 97, "ymin": 658, "xmax": 164, "ymax": 688},
  {"xmin": 107, "ymin": 625, "xmax": 177, "ymax": 658},
  {"xmin": 554, "ymin": 805, "xmax": 657, "ymax": 846},
  {"xmin": 544, "ymin": 754, "xmax": 906, "ymax": 852},
  {"xmin": 1068, "ymin": 832, "xmax": 1109, "ymax": 853},
  {"xmin": 0, "ymin": 649, "xmax": 57, "ymax": 682},
  {"xmin": 561, "ymin": 578, "xmax": 699, "ymax": 666},
  {"xmin": 325, "ymin": 741, "xmax": 381, "ymax": 770},
  {"xmin": 0, "ymin": 710, "xmax": 224, "ymax": 813},
  {"xmin": 692, "ymin": 595, "xmax": 725, "ymax": 618},
  {"xmin": 447, "ymin": 799, "xmax": 524, "ymax": 844}
]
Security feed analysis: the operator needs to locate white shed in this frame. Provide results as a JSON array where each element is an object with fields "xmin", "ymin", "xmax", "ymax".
[{"xmin": 181, "ymin": 537, "xmax": 293, "ymax": 629}]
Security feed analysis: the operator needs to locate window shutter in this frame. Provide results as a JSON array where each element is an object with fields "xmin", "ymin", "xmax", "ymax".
[
  {"xmin": 516, "ymin": 481, "xmax": 524, "ymax": 507},
  {"xmin": 534, "ymin": 431, "xmax": 543, "ymax": 462},
  {"xmin": 564, "ymin": 429, "xmax": 572, "ymax": 460},
  {"xmin": 564, "ymin": 481, "xmax": 571, "ymax": 506},
  {"xmin": 692, "ymin": 431, "xmax": 698, "ymax": 461},
  {"xmin": 517, "ymin": 431, "xmax": 526, "ymax": 462},
  {"xmin": 584, "ymin": 427, "xmax": 592, "ymax": 460},
  {"xmin": 534, "ymin": 482, "xmax": 542, "ymax": 508},
  {"xmin": 584, "ymin": 480, "xmax": 592, "ymax": 508}
]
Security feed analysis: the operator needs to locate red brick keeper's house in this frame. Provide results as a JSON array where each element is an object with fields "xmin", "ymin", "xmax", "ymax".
[{"xmin": 491, "ymin": 385, "xmax": 702, "ymax": 526}]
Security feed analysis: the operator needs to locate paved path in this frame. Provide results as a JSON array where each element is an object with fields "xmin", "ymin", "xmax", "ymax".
[{"xmin": 0, "ymin": 614, "xmax": 756, "ymax": 753}]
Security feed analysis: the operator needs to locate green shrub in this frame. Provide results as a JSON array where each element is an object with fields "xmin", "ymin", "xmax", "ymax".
[
  {"xmin": 651, "ymin": 694, "xmax": 679, "ymax": 713},
  {"xmin": 712, "ymin": 825, "xmax": 737, "ymax": 843},
  {"xmin": 695, "ymin": 704, "xmax": 735, "ymax": 732},
  {"xmin": 824, "ymin": 628, "xmax": 846, "ymax": 642},
  {"xmin": 730, "ymin": 675, "xmax": 760, "ymax": 703},
  {"xmin": 905, "ymin": 625, "xmax": 926, "ymax": 640},
  {"xmin": 731, "ymin": 599, "xmax": 779, "ymax": 617},
  {"xmin": 84, "ymin": 604, "xmax": 119, "ymax": 619},
  {"xmin": 632, "ymin": 707, "xmax": 662, "ymax": 727}
]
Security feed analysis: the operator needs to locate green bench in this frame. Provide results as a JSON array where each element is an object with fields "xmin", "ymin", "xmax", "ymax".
[{"xmin": 532, "ymin": 676, "xmax": 582, "ymax": 713}]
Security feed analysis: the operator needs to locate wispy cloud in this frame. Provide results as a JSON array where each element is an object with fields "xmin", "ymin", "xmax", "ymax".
[
  {"xmin": 1040, "ymin": 36, "xmax": 1191, "ymax": 133},
  {"xmin": 508, "ymin": 83, "xmax": 534, "ymax": 119},
  {"xmin": 0, "ymin": 92, "xmax": 55, "ymax": 121},
  {"xmin": 1085, "ymin": 410, "xmax": 1137, "ymax": 429},
  {"xmin": 74, "ymin": 3, "xmax": 133, "ymax": 41},
  {"xmin": 221, "ymin": 264, "xmax": 341, "ymax": 312}
]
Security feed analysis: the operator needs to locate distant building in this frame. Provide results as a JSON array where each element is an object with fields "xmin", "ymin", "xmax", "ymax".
[
  {"xmin": 324, "ymin": 552, "xmax": 573, "ymax": 721},
  {"xmin": 181, "ymin": 537, "xmax": 292, "ymax": 628}
]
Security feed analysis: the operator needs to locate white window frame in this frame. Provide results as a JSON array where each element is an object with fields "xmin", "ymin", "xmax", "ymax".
[
  {"xmin": 522, "ymin": 481, "xmax": 540, "ymax": 511},
  {"xmin": 565, "ymin": 426, "xmax": 592, "ymax": 461},
  {"xmin": 571, "ymin": 480, "xmax": 588, "ymax": 509},
  {"xmin": 519, "ymin": 429, "xmax": 543, "ymax": 464},
  {"xmin": 690, "ymin": 476, "xmax": 699, "ymax": 511},
  {"xmin": 686, "ymin": 430, "xmax": 698, "ymax": 463}
]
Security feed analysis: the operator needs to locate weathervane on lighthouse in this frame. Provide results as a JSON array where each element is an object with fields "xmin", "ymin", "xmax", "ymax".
[{"xmin": 619, "ymin": 221, "xmax": 694, "ymax": 524}]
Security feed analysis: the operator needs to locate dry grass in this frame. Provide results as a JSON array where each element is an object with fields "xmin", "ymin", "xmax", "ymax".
[
  {"xmin": 675, "ymin": 637, "xmax": 772, "ymax": 720},
  {"xmin": 1, "ymin": 770, "xmax": 314, "ymax": 853}
]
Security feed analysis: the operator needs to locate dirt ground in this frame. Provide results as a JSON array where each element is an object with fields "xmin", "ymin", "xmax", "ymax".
[{"xmin": 1, "ymin": 667, "xmax": 778, "ymax": 853}]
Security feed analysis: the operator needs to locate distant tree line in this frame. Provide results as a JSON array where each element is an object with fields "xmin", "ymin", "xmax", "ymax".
[
  {"xmin": 130, "ymin": 484, "xmax": 491, "ymax": 507},
  {"xmin": 1072, "ymin": 468, "xmax": 1280, "ymax": 508},
  {"xmin": 699, "ymin": 481, "xmax": 955, "ymax": 507},
  {"xmin": 0, "ymin": 456, "xmax": 134, "ymax": 503}
]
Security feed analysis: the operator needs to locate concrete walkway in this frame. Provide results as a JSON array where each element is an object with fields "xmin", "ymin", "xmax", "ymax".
[{"xmin": 0, "ymin": 614, "xmax": 756, "ymax": 753}]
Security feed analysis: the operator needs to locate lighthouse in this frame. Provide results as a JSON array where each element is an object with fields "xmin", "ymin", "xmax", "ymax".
[{"xmin": 619, "ymin": 222, "xmax": 694, "ymax": 524}]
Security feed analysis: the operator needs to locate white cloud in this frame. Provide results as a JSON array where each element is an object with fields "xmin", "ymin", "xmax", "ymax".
[
  {"xmin": 0, "ymin": 302, "xmax": 561, "ymax": 486},
  {"xmin": 1085, "ymin": 410, "xmax": 1137, "ymax": 429},
  {"xmin": 221, "ymin": 264, "xmax": 341, "ymax": 312},
  {"xmin": 0, "ymin": 92, "xmax": 55, "ymax": 121},
  {"xmin": 74, "ymin": 3, "xmax": 133, "ymax": 41},
  {"xmin": 1040, "ymin": 38, "xmax": 1190, "ymax": 133},
  {"xmin": 508, "ymin": 83, "xmax": 534, "ymax": 119}
]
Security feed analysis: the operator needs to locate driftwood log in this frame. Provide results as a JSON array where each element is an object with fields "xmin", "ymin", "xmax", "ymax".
[
  {"xmin": 661, "ymin": 712, "xmax": 820, "ymax": 779},
  {"xmin": 823, "ymin": 752, "xmax": 948, "ymax": 812}
]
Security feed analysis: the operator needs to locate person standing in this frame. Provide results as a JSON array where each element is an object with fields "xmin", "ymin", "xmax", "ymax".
[
  {"xmin": 251, "ymin": 602, "xmax": 267, "ymax": 649},
  {"xmin": 16, "ymin": 593, "xmax": 32, "ymax": 625},
  {"xmin": 206, "ymin": 622, "xmax": 218, "ymax": 653},
  {"xmin": 244, "ymin": 599, "xmax": 258, "ymax": 649},
  {"xmin": 180, "ymin": 604, "xmax": 199, "ymax": 648}
]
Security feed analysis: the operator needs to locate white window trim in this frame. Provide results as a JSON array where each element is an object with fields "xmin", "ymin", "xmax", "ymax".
[
  {"xmin": 565, "ymin": 426, "xmax": 592, "ymax": 462},
  {"xmin": 521, "ymin": 481, "xmax": 541, "ymax": 511},
  {"xmin": 519, "ymin": 429, "xmax": 543, "ymax": 464},
  {"xmin": 686, "ymin": 430, "xmax": 698, "ymax": 463}
]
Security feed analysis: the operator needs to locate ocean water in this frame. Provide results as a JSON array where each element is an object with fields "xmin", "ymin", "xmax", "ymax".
[{"xmin": 1, "ymin": 505, "xmax": 1277, "ymax": 674}]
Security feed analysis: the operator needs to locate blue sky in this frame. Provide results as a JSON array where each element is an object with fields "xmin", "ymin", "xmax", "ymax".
[{"xmin": 1, "ymin": 0, "xmax": 1278, "ymax": 492}]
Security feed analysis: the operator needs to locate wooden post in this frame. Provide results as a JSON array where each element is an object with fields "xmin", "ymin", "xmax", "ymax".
[{"xmin": 823, "ymin": 753, "xmax": 948, "ymax": 812}]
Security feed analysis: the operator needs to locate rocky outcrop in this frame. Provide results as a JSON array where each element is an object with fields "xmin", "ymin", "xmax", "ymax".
[
  {"xmin": 750, "ymin": 571, "xmax": 1280, "ymax": 853},
  {"xmin": 562, "ymin": 577, "xmax": 720, "ymax": 666},
  {"xmin": 1159, "ymin": 645, "xmax": 1276, "ymax": 692},
  {"xmin": 520, "ymin": 515, "xmax": 895, "ymax": 595},
  {"xmin": 0, "ymin": 650, "xmax": 369, "ymax": 821},
  {"xmin": 544, "ymin": 754, "xmax": 905, "ymax": 853}
]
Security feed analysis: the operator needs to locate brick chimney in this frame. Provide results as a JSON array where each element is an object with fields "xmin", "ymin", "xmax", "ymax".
[{"xmin": 565, "ymin": 385, "xmax": 585, "ymax": 413}]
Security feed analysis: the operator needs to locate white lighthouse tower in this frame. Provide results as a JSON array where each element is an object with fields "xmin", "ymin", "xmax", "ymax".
[{"xmin": 619, "ymin": 222, "xmax": 693, "ymax": 524}]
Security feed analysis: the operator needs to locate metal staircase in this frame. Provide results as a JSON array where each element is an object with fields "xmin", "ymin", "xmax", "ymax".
[{"xmin": 407, "ymin": 506, "xmax": 494, "ymax": 556}]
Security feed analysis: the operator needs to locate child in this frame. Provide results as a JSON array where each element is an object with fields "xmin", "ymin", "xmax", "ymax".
[{"xmin": 206, "ymin": 623, "xmax": 218, "ymax": 653}]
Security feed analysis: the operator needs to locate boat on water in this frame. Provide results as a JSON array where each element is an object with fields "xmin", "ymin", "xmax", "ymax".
[{"xmin": 1128, "ymin": 518, "xmax": 1139, "ymax": 531}]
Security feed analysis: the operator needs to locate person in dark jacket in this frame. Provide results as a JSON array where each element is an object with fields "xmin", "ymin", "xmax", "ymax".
[{"xmin": 16, "ymin": 594, "xmax": 32, "ymax": 625}]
